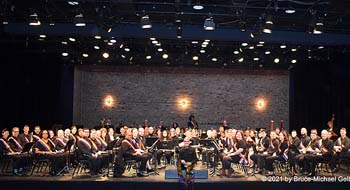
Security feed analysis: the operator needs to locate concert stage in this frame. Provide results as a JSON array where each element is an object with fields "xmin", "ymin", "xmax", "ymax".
[{"xmin": 0, "ymin": 165, "xmax": 348, "ymax": 190}]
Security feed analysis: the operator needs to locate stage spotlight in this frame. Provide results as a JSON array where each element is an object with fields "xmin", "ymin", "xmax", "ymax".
[
  {"xmin": 157, "ymin": 48, "xmax": 163, "ymax": 52},
  {"xmin": 274, "ymin": 58, "xmax": 280, "ymax": 63},
  {"xmin": 192, "ymin": 41, "xmax": 199, "ymax": 44},
  {"xmin": 61, "ymin": 41, "xmax": 68, "ymax": 45},
  {"xmin": 250, "ymin": 32, "xmax": 255, "ymax": 39},
  {"xmin": 265, "ymin": 50, "xmax": 271, "ymax": 55},
  {"xmin": 253, "ymin": 57, "xmax": 259, "ymax": 61},
  {"xmin": 110, "ymin": 39, "xmax": 117, "ymax": 43},
  {"xmin": 74, "ymin": 13, "xmax": 86, "ymax": 27},
  {"xmin": 262, "ymin": 28, "xmax": 272, "ymax": 34},
  {"xmin": 249, "ymin": 46, "xmax": 254, "ymax": 50},
  {"xmin": 69, "ymin": 37, "xmax": 75, "ymax": 42},
  {"xmin": 291, "ymin": 48, "xmax": 297, "ymax": 52},
  {"xmin": 238, "ymin": 57, "xmax": 244, "ymax": 62},
  {"xmin": 318, "ymin": 46, "xmax": 324, "ymax": 49},
  {"xmin": 94, "ymin": 35, "xmax": 101, "ymax": 39},
  {"xmin": 204, "ymin": 17, "xmax": 215, "ymax": 30},
  {"xmin": 200, "ymin": 49, "xmax": 205, "ymax": 53},
  {"xmin": 234, "ymin": 50, "xmax": 239, "ymax": 54},
  {"xmin": 94, "ymin": 45, "xmax": 100, "ymax": 50},
  {"xmin": 146, "ymin": 55, "xmax": 152, "ymax": 60},
  {"xmin": 241, "ymin": 42, "xmax": 248, "ymax": 47},
  {"xmin": 177, "ymin": 98, "xmax": 190, "ymax": 110},
  {"xmin": 211, "ymin": 57, "xmax": 218, "ymax": 62},
  {"xmin": 313, "ymin": 22, "xmax": 323, "ymax": 34},
  {"xmin": 39, "ymin": 34, "xmax": 46, "ymax": 38},
  {"xmin": 62, "ymin": 52, "xmax": 69, "ymax": 57},
  {"xmin": 124, "ymin": 47, "xmax": 130, "ymax": 52},
  {"xmin": 150, "ymin": 37, "xmax": 156, "ymax": 41},
  {"xmin": 193, "ymin": 56, "xmax": 199, "ymax": 61},
  {"xmin": 285, "ymin": 7, "xmax": 296, "ymax": 14},
  {"xmin": 140, "ymin": 15, "xmax": 152, "ymax": 29},
  {"xmin": 107, "ymin": 42, "xmax": 113, "ymax": 46},
  {"xmin": 102, "ymin": 52, "xmax": 109, "ymax": 58},
  {"xmin": 193, "ymin": 2, "xmax": 204, "ymax": 10},
  {"xmin": 162, "ymin": 53, "xmax": 169, "ymax": 59},
  {"xmin": 291, "ymin": 59, "xmax": 297, "ymax": 64},
  {"xmin": 68, "ymin": 1, "xmax": 79, "ymax": 6},
  {"xmin": 82, "ymin": 53, "xmax": 89, "ymax": 58},
  {"xmin": 29, "ymin": 13, "xmax": 41, "ymax": 26},
  {"xmin": 280, "ymin": 45, "xmax": 287, "ymax": 49},
  {"xmin": 265, "ymin": 15, "xmax": 273, "ymax": 25}
]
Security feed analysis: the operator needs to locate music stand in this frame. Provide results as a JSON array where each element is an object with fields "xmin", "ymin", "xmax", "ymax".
[
  {"xmin": 56, "ymin": 139, "xmax": 75, "ymax": 176},
  {"xmin": 209, "ymin": 139, "xmax": 221, "ymax": 176},
  {"xmin": 22, "ymin": 142, "xmax": 35, "ymax": 153},
  {"xmin": 146, "ymin": 137, "xmax": 158, "ymax": 148}
]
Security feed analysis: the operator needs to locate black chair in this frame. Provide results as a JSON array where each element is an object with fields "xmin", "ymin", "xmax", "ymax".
[
  {"xmin": 30, "ymin": 147, "xmax": 52, "ymax": 176},
  {"xmin": 71, "ymin": 148, "xmax": 91, "ymax": 177},
  {"xmin": 0, "ymin": 146, "xmax": 13, "ymax": 175}
]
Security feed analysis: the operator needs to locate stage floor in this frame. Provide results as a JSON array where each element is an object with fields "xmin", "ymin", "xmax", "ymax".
[{"xmin": 0, "ymin": 165, "xmax": 349, "ymax": 190}]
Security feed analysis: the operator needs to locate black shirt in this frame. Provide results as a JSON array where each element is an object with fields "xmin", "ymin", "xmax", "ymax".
[
  {"xmin": 179, "ymin": 146, "xmax": 197, "ymax": 164},
  {"xmin": 236, "ymin": 139, "xmax": 247, "ymax": 155}
]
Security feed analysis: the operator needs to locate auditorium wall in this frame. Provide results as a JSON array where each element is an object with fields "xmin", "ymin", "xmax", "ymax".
[{"xmin": 73, "ymin": 66, "xmax": 289, "ymax": 130}]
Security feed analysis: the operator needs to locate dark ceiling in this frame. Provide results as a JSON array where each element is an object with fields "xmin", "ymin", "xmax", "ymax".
[{"xmin": 1, "ymin": 0, "xmax": 350, "ymax": 68}]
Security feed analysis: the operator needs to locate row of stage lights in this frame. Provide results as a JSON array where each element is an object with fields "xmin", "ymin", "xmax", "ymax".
[
  {"xmin": 57, "ymin": 35, "xmax": 303, "ymax": 65},
  {"xmin": 19, "ymin": 0, "xmax": 323, "ymax": 36}
]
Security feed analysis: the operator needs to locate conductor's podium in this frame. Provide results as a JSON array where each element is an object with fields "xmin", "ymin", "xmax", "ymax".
[{"xmin": 165, "ymin": 169, "xmax": 208, "ymax": 179}]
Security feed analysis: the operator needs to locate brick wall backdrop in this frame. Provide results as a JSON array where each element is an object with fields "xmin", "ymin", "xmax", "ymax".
[{"xmin": 73, "ymin": 66, "xmax": 289, "ymax": 130}]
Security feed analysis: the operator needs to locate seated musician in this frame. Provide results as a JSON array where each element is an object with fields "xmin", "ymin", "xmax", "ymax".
[
  {"xmin": 76, "ymin": 128, "xmax": 102, "ymax": 176},
  {"xmin": 54, "ymin": 130, "xmax": 67, "ymax": 151},
  {"xmin": 295, "ymin": 129, "xmax": 319, "ymax": 174},
  {"xmin": 156, "ymin": 129, "xmax": 174, "ymax": 168},
  {"xmin": 147, "ymin": 127, "xmax": 157, "ymax": 138},
  {"xmin": 106, "ymin": 127, "xmax": 116, "ymax": 143},
  {"xmin": 330, "ymin": 127, "xmax": 350, "ymax": 172},
  {"xmin": 32, "ymin": 126, "xmax": 41, "ymax": 142},
  {"xmin": 76, "ymin": 128, "xmax": 84, "ymax": 140},
  {"xmin": 265, "ymin": 131, "xmax": 289, "ymax": 175},
  {"xmin": 251, "ymin": 130, "xmax": 278, "ymax": 174},
  {"xmin": 34, "ymin": 130, "xmax": 66, "ymax": 176},
  {"xmin": 18, "ymin": 125, "xmax": 32, "ymax": 147},
  {"xmin": 289, "ymin": 130, "xmax": 301, "ymax": 175},
  {"xmin": 304, "ymin": 129, "xmax": 334, "ymax": 176},
  {"xmin": 120, "ymin": 128, "xmax": 152, "ymax": 177},
  {"xmin": 1, "ymin": 128, "xmax": 27, "ymax": 175},
  {"xmin": 219, "ymin": 129, "xmax": 235, "ymax": 161},
  {"xmin": 221, "ymin": 130, "xmax": 247, "ymax": 177},
  {"xmin": 95, "ymin": 129, "xmax": 108, "ymax": 151},
  {"xmin": 177, "ymin": 137, "xmax": 198, "ymax": 183},
  {"xmin": 201, "ymin": 130, "xmax": 215, "ymax": 166},
  {"xmin": 8, "ymin": 127, "xmax": 24, "ymax": 153}
]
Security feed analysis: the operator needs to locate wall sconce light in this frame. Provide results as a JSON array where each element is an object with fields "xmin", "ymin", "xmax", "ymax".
[
  {"xmin": 256, "ymin": 98, "xmax": 267, "ymax": 111},
  {"xmin": 104, "ymin": 95, "xmax": 115, "ymax": 108}
]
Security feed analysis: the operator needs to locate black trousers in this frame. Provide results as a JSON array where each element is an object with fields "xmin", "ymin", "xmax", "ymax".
[
  {"xmin": 222, "ymin": 155, "xmax": 240, "ymax": 169},
  {"xmin": 82, "ymin": 154, "xmax": 102, "ymax": 175},
  {"xmin": 251, "ymin": 154, "xmax": 270, "ymax": 170},
  {"xmin": 37, "ymin": 153, "xmax": 66, "ymax": 173},
  {"xmin": 156, "ymin": 150, "xmax": 173, "ymax": 165},
  {"xmin": 127, "ymin": 152, "xmax": 152, "ymax": 172},
  {"xmin": 265, "ymin": 155, "xmax": 285, "ymax": 171},
  {"xmin": 304, "ymin": 154, "xmax": 331, "ymax": 174}
]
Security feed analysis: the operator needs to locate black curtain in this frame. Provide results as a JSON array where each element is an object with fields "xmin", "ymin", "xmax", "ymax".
[{"xmin": 290, "ymin": 52, "xmax": 350, "ymax": 133}]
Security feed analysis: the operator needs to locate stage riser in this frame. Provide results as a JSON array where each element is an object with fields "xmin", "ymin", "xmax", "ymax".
[{"xmin": 165, "ymin": 169, "xmax": 208, "ymax": 179}]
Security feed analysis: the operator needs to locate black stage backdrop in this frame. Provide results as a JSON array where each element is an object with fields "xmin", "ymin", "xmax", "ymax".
[
  {"xmin": 0, "ymin": 43, "xmax": 74, "ymax": 130},
  {"xmin": 0, "ymin": 41, "xmax": 350, "ymax": 133}
]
